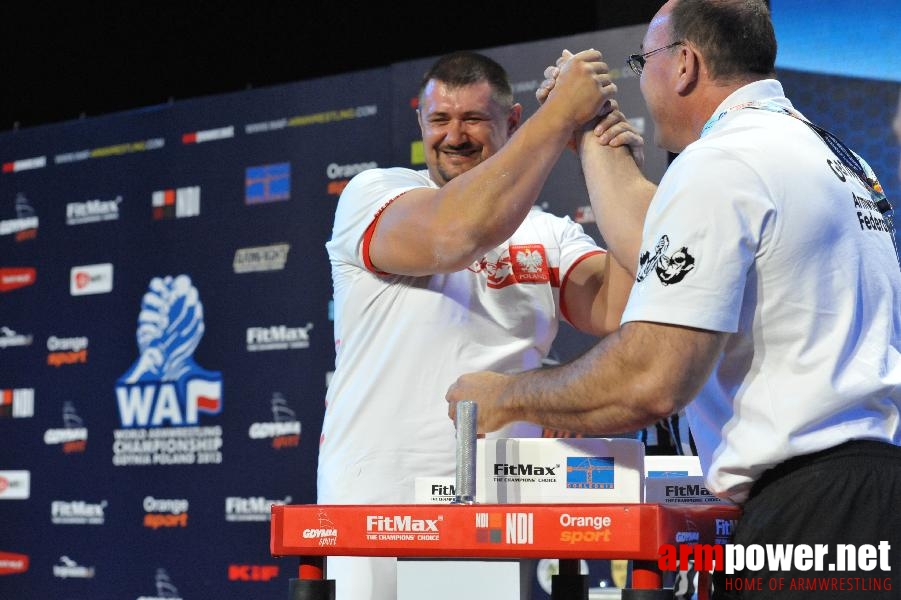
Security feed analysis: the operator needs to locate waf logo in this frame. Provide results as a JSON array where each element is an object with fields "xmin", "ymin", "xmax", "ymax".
[
  {"xmin": 115, "ymin": 275, "xmax": 222, "ymax": 427},
  {"xmin": 566, "ymin": 457, "xmax": 614, "ymax": 490},
  {"xmin": 469, "ymin": 244, "xmax": 550, "ymax": 289}
]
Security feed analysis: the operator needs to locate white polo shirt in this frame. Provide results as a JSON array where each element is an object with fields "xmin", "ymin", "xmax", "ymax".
[
  {"xmin": 320, "ymin": 167, "xmax": 605, "ymax": 504},
  {"xmin": 622, "ymin": 80, "xmax": 901, "ymax": 503}
]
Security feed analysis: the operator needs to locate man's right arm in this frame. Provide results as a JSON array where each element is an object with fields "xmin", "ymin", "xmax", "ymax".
[
  {"xmin": 369, "ymin": 50, "xmax": 615, "ymax": 276},
  {"xmin": 447, "ymin": 320, "xmax": 728, "ymax": 435}
]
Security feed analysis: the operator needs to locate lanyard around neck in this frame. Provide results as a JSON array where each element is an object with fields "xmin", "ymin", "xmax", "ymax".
[
  {"xmin": 703, "ymin": 101, "xmax": 884, "ymax": 203},
  {"xmin": 701, "ymin": 99, "xmax": 899, "ymax": 270}
]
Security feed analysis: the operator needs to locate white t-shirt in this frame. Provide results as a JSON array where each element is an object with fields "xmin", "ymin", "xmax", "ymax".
[
  {"xmin": 319, "ymin": 167, "xmax": 605, "ymax": 504},
  {"xmin": 622, "ymin": 79, "xmax": 901, "ymax": 504}
]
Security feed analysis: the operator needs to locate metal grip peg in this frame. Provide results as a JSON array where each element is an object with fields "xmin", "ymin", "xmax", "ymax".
[{"xmin": 454, "ymin": 400, "xmax": 477, "ymax": 504}]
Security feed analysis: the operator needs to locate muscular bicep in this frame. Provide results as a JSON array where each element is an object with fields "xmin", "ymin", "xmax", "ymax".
[
  {"xmin": 367, "ymin": 187, "xmax": 483, "ymax": 276},
  {"xmin": 561, "ymin": 252, "xmax": 633, "ymax": 337}
]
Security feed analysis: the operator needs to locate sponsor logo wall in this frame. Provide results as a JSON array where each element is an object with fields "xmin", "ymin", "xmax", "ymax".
[{"xmin": 0, "ymin": 58, "xmax": 394, "ymax": 599}]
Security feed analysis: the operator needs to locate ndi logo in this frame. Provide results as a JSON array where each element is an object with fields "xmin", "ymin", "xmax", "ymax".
[
  {"xmin": 116, "ymin": 275, "xmax": 222, "ymax": 428},
  {"xmin": 0, "ymin": 388, "xmax": 34, "ymax": 418},
  {"xmin": 474, "ymin": 511, "xmax": 533, "ymax": 545},
  {"xmin": 151, "ymin": 186, "xmax": 200, "ymax": 220}
]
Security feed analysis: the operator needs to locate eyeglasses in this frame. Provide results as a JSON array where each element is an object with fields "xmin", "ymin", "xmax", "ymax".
[{"xmin": 627, "ymin": 41, "xmax": 685, "ymax": 76}]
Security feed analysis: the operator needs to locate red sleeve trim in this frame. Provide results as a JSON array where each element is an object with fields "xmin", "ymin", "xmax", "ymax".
[
  {"xmin": 559, "ymin": 249, "xmax": 606, "ymax": 325},
  {"xmin": 361, "ymin": 191, "xmax": 410, "ymax": 275}
]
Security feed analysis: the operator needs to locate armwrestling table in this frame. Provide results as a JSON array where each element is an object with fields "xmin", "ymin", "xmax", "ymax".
[{"xmin": 271, "ymin": 502, "xmax": 740, "ymax": 600}]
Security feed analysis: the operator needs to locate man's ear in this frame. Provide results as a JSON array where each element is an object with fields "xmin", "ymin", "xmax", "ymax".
[
  {"xmin": 674, "ymin": 44, "xmax": 701, "ymax": 95},
  {"xmin": 508, "ymin": 103, "xmax": 523, "ymax": 136}
]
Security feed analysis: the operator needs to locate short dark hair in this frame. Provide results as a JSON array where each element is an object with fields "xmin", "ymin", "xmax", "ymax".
[
  {"xmin": 418, "ymin": 51, "xmax": 514, "ymax": 109},
  {"xmin": 670, "ymin": 0, "xmax": 776, "ymax": 81}
]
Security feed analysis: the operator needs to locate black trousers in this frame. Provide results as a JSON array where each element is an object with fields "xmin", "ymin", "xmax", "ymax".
[{"xmin": 713, "ymin": 440, "xmax": 901, "ymax": 599}]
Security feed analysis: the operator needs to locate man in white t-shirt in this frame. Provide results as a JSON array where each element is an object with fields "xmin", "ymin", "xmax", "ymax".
[
  {"xmin": 448, "ymin": 1, "xmax": 901, "ymax": 597},
  {"xmin": 320, "ymin": 51, "xmax": 648, "ymax": 600}
]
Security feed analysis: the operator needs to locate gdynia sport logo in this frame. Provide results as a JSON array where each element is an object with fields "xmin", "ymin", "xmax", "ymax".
[{"xmin": 658, "ymin": 541, "xmax": 893, "ymax": 593}]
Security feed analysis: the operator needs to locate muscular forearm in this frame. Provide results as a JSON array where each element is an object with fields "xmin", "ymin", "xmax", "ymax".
[
  {"xmin": 373, "ymin": 51, "xmax": 615, "ymax": 276},
  {"xmin": 579, "ymin": 138, "xmax": 657, "ymax": 277},
  {"xmin": 497, "ymin": 321, "xmax": 725, "ymax": 434},
  {"xmin": 433, "ymin": 105, "xmax": 579, "ymax": 263},
  {"xmin": 421, "ymin": 51, "xmax": 613, "ymax": 272},
  {"xmin": 374, "ymin": 109, "xmax": 577, "ymax": 276}
]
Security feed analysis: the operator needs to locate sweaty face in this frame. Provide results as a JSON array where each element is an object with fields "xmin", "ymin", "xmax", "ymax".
[{"xmin": 418, "ymin": 79, "xmax": 514, "ymax": 187}]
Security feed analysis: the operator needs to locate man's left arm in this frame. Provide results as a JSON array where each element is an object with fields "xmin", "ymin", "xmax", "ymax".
[
  {"xmin": 559, "ymin": 251, "xmax": 633, "ymax": 337},
  {"xmin": 560, "ymin": 119, "xmax": 655, "ymax": 336},
  {"xmin": 447, "ymin": 320, "xmax": 727, "ymax": 435}
]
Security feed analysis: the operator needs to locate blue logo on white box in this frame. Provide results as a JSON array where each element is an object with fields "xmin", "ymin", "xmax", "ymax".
[{"xmin": 566, "ymin": 456, "xmax": 614, "ymax": 489}]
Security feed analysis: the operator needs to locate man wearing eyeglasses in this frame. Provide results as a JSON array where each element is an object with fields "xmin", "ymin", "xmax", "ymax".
[{"xmin": 449, "ymin": 0, "xmax": 901, "ymax": 597}]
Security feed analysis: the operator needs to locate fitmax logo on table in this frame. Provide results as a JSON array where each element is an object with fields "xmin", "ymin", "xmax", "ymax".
[{"xmin": 115, "ymin": 275, "xmax": 222, "ymax": 428}]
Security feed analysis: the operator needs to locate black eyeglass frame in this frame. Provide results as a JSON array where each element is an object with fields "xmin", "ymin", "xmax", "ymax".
[{"xmin": 627, "ymin": 41, "xmax": 685, "ymax": 76}]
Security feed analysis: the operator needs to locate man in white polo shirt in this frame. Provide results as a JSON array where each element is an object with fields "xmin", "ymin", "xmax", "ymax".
[
  {"xmin": 448, "ymin": 1, "xmax": 901, "ymax": 597},
  {"xmin": 320, "ymin": 50, "xmax": 648, "ymax": 600}
]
